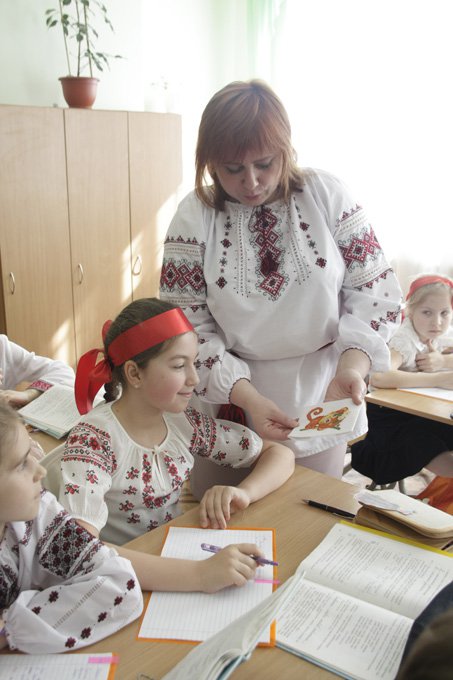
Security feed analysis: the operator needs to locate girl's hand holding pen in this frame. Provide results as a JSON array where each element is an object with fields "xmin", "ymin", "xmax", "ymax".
[
  {"xmin": 198, "ymin": 543, "xmax": 262, "ymax": 592},
  {"xmin": 199, "ymin": 485, "xmax": 251, "ymax": 529}
]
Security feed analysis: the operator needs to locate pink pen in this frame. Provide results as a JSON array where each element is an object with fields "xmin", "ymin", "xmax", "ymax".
[{"xmin": 200, "ymin": 542, "xmax": 279, "ymax": 566}]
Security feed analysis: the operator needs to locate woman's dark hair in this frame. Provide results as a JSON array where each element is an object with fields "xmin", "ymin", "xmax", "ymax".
[
  {"xmin": 195, "ymin": 79, "xmax": 303, "ymax": 210},
  {"xmin": 0, "ymin": 401, "xmax": 21, "ymax": 467},
  {"xmin": 103, "ymin": 297, "xmax": 180, "ymax": 402}
]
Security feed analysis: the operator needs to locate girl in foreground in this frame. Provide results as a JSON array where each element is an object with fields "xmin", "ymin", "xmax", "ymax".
[
  {"xmin": 0, "ymin": 402, "xmax": 142, "ymax": 654},
  {"xmin": 58, "ymin": 298, "xmax": 294, "ymax": 592}
]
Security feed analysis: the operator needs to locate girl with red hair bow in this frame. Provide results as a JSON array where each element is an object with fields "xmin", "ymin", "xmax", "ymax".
[
  {"xmin": 57, "ymin": 297, "xmax": 294, "ymax": 594},
  {"xmin": 351, "ymin": 274, "xmax": 453, "ymax": 484}
]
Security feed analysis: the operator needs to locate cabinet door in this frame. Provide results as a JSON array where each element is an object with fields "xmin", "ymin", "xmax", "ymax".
[
  {"xmin": 65, "ymin": 109, "xmax": 132, "ymax": 359},
  {"xmin": 0, "ymin": 106, "xmax": 76, "ymax": 365},
  {"xmin": 128, "ymin": 112, "xmax": 182, "ymax": 299}
]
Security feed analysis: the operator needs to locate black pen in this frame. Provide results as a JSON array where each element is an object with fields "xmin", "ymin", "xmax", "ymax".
[{"xmin": 302, "ymin": 499, "xmax": 355, "ymax": 519}]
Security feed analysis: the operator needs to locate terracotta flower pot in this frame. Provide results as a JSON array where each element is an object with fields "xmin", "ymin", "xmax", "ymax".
[{"xmin": 59, "ymin": 76, "xmax": 99, "ymax": 109}]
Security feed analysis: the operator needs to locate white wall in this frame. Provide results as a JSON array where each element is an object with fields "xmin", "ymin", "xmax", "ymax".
[
  {"xmin": 0, "ymin": 0, "xmax": 252, "ymax": 194},
  {"xmin": 0, "ymin": 0, "xmax": 143, "ymax": 109}
]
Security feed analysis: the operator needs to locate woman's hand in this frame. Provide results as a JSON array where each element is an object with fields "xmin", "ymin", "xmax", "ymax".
[
  {"xmin": 199, "ymin": 485, "xmax": 251, "ymax": 529},
  {"xmin": 325, "ymin": 349, "xmax": 370, "ymax": 404},
  {"xmin": 247, "ymin": 395, "xmax": 299, "ymax": 439},
  {"xmin": 325, "ymin": 368, "xmax": 366, "ymax": 404},
  {"xmin": 197, "ymin": 543, "xmax": 261, "ymax": 593},
  {"xmin": 230, "ymin": 380, "xmax": 298, "ymax": 439}
]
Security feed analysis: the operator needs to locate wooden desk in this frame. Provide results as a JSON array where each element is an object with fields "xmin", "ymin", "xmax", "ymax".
[
  {"xmin": 68, "ymin": 467, "xmax": 360, "ymax": 679},
  {"xmin": 366, "ymin": 388, "xmax": 453, "ymax": 425}
]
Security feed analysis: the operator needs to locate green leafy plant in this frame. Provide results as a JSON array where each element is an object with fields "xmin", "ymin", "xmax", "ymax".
[{"xmin": 45, "ymin": 0, "xmax": 122, "ymax": 77}]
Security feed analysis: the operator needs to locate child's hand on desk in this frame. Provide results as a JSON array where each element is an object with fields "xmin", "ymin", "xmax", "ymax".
[
  {"xmin": 0, "ymin": 388, "xmax": 40, "ymax": 408},
  {"xmin": 198, "ymin": 543, "xmax": 261, "ymax": 593},
  {"xmin": 199, "ymin": 485, "xmax": 251, "ymax": 529},
  {"xmin": 416, "ymin": 340, "xmax": 447, "ymax": 372}
]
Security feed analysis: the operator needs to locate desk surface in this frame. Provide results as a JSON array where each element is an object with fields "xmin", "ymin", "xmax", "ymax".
[
  {"xmin": 65, "ymin": 466, "xmax": 360, "ymax": 679},
  {"xmin": 367, "ymin": 388, "xmax": 453, "ymax": 425}
]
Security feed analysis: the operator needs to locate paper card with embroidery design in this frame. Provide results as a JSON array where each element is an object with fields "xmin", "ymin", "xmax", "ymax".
[{"xmin": 288, "ymin": 398, "xmax": 364, "ymax": 439}]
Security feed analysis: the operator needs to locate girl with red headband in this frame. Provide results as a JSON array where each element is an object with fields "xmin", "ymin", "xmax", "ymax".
[
  {"xmin": 351, "ymin": 274, "xmax": 453, "ymax": 484},
  {"xmin": 58, "ymin": 298, "xmax": 294, "ymax": 593}
]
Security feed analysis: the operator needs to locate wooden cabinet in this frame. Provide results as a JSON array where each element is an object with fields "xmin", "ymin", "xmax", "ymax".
[
  {"xmin": 65, "ymin": 109, "xmax": 132, "ymax": 358},
  {"xmin": 0, "ymin": 106, "xmax": 76, "ymax": 365},
  {"xmin": 128, "ymin": 112, "xmax": 182, "ymax": 300},
  {"xmin": 0, "ymin": 105, "xmax": 182, "ymax": 367}
]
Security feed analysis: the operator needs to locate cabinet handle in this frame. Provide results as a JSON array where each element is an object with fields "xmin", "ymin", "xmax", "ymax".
[
  {"xmin": 77, "ymin": 263, "xmax": 84, "ymax": 284},
  {"xmin": 132, "ymin": 255, "xmax": 142, "ymax": 276},
  {"xmin": 8, "ymin": 272, "xmax": 16, "ymax": 294}
]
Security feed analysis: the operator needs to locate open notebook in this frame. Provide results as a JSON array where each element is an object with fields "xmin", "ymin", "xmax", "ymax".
[
  {"xmin": 0, "ymin": 654, "xmax": 118, "ymax": 680},
  {"xmin": 161, "ymin": 572, "xmax": 301, "ymax": 680},
  {"xmin": 138, "ymin": 527, "xmax": 278, "ymax": 645},
  {"xmin": 398, "ymin": 386, "xmax": 453, "ymax": 402}
]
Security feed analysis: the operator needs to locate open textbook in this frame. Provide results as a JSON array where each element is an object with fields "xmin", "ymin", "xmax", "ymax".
[
  {"xmin": 276, "ymin": 523, "xmax": 453, "ymax": 680},
  {"xmin": 288, "ymin": 398, "xmax": 363, "ymax": 439},
  {"xmin": 19, "ymin": 383, "xmax": 103, "ymax": 438}
]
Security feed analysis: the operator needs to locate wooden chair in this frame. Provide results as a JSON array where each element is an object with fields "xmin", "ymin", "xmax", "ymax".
[{"xmin": 343, "ymin": 443, "xmax": 408, "ymax": 494}]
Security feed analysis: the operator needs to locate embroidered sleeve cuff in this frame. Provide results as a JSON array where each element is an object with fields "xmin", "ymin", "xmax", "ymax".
[
  {"xmin": 341, "ymin": 347, "xmax": 372, "ymax": 364},
  {"xmin": 28, "ymin": 380, "xmax": 53, "ymax": 393},
  {"xmin": 228, "ymin": 377, "xmax": 251, "ymax": 404}
]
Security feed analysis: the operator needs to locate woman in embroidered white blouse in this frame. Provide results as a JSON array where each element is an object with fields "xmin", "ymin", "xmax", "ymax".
[{"xmin": 160, "ymin": 79, "xmax": 402, "ymax": 485}]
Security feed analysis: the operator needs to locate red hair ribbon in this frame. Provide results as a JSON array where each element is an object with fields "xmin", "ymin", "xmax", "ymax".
[
  {"xmin": 75, "ymin": 308, "xmax": 193, "ymax": 415},
  {"xmin": 406, "ymin": 275, "xmax": 453, "ymax": 302}
]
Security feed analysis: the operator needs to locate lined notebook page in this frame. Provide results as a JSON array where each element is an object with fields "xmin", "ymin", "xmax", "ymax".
[
  {"xmin": 398, "ymin": 386, "xmax": 453, "ymax": 402},
  {"xmin": 138, "ymin": 527, "xmax": 276, "ymax": 644},
  {"xmin": 0, "ymin": 654, "xmax": 116, "ymax": 680}
]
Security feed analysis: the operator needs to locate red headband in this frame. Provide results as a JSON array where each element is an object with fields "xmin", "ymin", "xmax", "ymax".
[
  {"xmin": 75, "ymin": 308, "xmax": 194, "ymax": 415},
  {"xmin": 406, "ymin": 275, "xmax": 453, "ymax": 301}
]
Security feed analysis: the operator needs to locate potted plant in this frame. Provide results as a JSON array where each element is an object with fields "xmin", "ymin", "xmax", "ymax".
[{"xmin": 45, "ymin": 0, "xmax": 122, "ymax": 108}]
